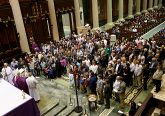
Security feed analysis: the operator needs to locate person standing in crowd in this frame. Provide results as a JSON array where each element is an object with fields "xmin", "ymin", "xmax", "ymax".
[
  {"xmin": 89, "ymin": 71, "xmax": 97, "ymax": 94},
  {"xmin": 113, "ymin": 76, "xmax": 121, "ymax": 102},
  {"xmin": 68, "ymin": 69, "xmax": 74, "ymax": 88},
  {"xmin": 18, "ymin": 58, "xmax": 25, "ymax": 69},
  {"xmin": 142, "ymin": 64, "xmax": 150, "ymax": 90},
  {"xmin": 117, "ymin": 76, "xmax": 126, "ymax": 109},
  {"xmin": 123, "ymin": 63, "xmax": 131, "ymax": 87},
  {"xmin": 89, "ymin": 60, "xmax": 98, "ymax": 75},
  {"xmin": 114, "ymin": 59, "xmax": 123, "ymax": 76},
  {"xmin": 149, "ymin": 57, "xmax": 158, "ymax": 75},
  {"xmin": 134, "ymin": 60, "xmax": 143, "ymax": 89},
  {"xmin": 10, "ymin": 58, "xmax": 18, "ymax": 70},
  {"xmin": 26, "ymin": 72, "xmax": 40, "ymax": 102},
  {"xmin": 1, "ymin": 63, "xmax": 14, "ymax": 85},
  {"xmin": 129, "ymin": 60, "xmax": 136, "ymax": 86},
  {"xmin": 28, "ymin": 59, "xmax": 36, "ymax": 76},
  {"xmin": 104, "ymin": 79, "xmax": 111, "ymax": 109},
  {"xmin": 152, "ymin": 64, "xmax": 164, "ymax": 93},
  {"xmin": 96, "ymin": 75, "xmax": 104, "ymax": 104}
]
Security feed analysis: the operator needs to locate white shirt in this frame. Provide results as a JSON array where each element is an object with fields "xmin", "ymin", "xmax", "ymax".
[
  {"xmin": 77, "ymin": 50, "xmax": 83, "ymax": 58},
  {"xmin": 134, "ymin": 64, "xmax": 143, "ymax": 76},
  {"xmin": 89, "ymin": 65, "xmax": 98, "ymax": 74},
  {"xmin": 85, "ymin": 59, "xmax": 90, "ymax": 67},
  {"xmin": 113, "ymin": 80, "xmax": 120, "ymax": 92},
  {"xmin": 115, "ymin": 64, "xmax": 120, "ymax": 73},
  {"xmin": 1, "ymin": 66, "xmax": 13, "ymax": 85},
  {"xmin": 130, "ymin": 63, "xmax": 135, "ymax": 72}
]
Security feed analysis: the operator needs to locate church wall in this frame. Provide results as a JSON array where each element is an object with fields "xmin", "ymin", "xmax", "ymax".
[
  {"xmin": 0, "ymin": 4, "xmax": 22, "ymax": 65},
  {"xmin": 19, "ymin": 0, "xmax": 53, "ymax": 50}
]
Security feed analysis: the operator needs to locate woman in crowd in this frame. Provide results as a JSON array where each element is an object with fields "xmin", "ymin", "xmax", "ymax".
[{"xmin": 152, "ymin": 64, "xmax": 164, "ymax": 93}]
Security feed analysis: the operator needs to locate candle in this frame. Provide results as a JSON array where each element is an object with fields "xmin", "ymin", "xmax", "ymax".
[
  {"xmin": 22, "ymin": 90, "xmax": 25, "ymax": 99},
  {"xmin": 46, "ymin": 19, "xmax": 51, "ymax": 36}
]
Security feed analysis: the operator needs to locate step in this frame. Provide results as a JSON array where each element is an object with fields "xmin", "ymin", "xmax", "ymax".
[
  {"xmin": 57, "ymin": 106, "xmax": 75, "ymax": 116},
  {"xmin": 69, "ymin": 111, "xmax": 83, "ymax": 116},
  {"xmin": 41, "ymin": 99, "xmax": 59, "ymax": 116},
  {"xmin": 45, "ymin": 104, "xmax": 67, "ymax": 116},
  {"xmin": 99, "ymin": 107, "xmax": 114, "ymax": 116}
]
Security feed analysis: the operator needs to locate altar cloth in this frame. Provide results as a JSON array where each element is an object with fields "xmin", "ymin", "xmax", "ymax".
[{"xmin": 0, "ymin": 79, "xmax": 40, "ymax": 116}]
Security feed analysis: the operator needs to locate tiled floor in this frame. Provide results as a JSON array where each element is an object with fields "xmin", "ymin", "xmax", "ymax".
[{"xmin": 36, "ymin": 74, "xmax": 156, "ymax": 116}]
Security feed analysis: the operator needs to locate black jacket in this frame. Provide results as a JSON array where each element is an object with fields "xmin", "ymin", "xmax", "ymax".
[{"xmin": 104, "ymin": 84, "xmax": 111, "ymax": 98}]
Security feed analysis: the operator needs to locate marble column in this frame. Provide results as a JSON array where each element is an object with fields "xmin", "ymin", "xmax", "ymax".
[
  {"xmin": 154, "ymin": 0, "xmax": 158, "ymax": 8},
  {"xmin": 47, "ymin": 0, "xmax": 59, "ymax": 41},
  {"xmin": 136, "ymin": 0, "xmax": 141, "ymax": 15},
  {"xmin": 105, "ymin": 0, "xmax": 114, "ymax": 30},
  {"xmin": 128, "ymin": 0, "xmax": 134, "ymax": 18},
  {"xmin": 74, "ymin": 0, "xmax": 83, "ymax": 34},
  {"xmin": 148, "ymin": 0, "xmax": 153, "ymax": 10},
  {"xmin": 142, "ymin": 0, "xmax": 148, "ymax": 12},
  {"xmin": 118, "ymin": 0, "xmax": 124, "ymax": 21},
  {"xmin": 92, "ymin": 0, "xmax": 99, "ymax": 29},
  {"xmin": 9, "ymin": 0, "xmax": 30, "ymax": 53},
  {"xmin": 158, "ymin": 0, "xmax": 162, "ymax": 8}
]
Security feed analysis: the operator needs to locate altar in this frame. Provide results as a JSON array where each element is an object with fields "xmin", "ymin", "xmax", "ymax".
[{"xmin": 0, "ymin": 79, "xmax": 40, "ymax": 116}]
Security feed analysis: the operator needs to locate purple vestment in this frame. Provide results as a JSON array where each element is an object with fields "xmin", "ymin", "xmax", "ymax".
[{"xmin": 13, "ymin": 76, "xmax": 29, "ymax": 94}]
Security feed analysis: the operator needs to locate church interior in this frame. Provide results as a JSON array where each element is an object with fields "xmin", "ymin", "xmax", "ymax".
[{"xmin": 0, "ymin": 0, "xmax": 165, "ymax": 116}]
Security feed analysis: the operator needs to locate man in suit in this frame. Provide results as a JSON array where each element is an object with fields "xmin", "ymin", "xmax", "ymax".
[
  {"xmin": 114, "ymin": 59, "xmax": 123, "ymax": 76},
  {"xmin": 149, "ymin": 57, "xmax": 158, "ymax": 75},
  {"xmin": 143, "ymin": 64, "xmax": 150, "ymax": 90},
  {"xmin": 104, "ymin": 79, "xmax": 111, "ymax": 109}
]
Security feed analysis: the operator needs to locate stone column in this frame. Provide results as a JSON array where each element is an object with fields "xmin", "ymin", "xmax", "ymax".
[
  {"xmin": 92, "ymin": 0, "xmax": 99, "ymax": 29},
  {"xmin": 158, "ymin": 0, "xmax": 162, "ymax": 8},
  {"xmin": 118, "ymin": 0, "xmax": 124, "ymax": 21},
  {"xmin": 154, "ymin": 0, "xmax": 158, "ymax": 8},
  {"xmin": 142, "ymin": 0, "xmax": 148, "ymax": 12},
  {"xmin": 74, "ymin": 0, "xmax": 83, "ymax": 34},
  {"xmin": 105, "ymin": 0, "xmax": 114, "ymax": 30},
  {"xmin": 9, "ymin": 0, "xmax": 30, "ymax": 53},
  {"xmin": 148, "ymin": 0, "xmax": 153, "ymax": 10},
  {"xmin": 136, "ymin": 0, "xmax": 141, "ymax": 15},
  {"xmin": 47, "ymin": 0, "xmax": 59, "ymax": 41},
  {"xmin": 128, "ymin": 0, "xmax": 134, "ymax": 18}
]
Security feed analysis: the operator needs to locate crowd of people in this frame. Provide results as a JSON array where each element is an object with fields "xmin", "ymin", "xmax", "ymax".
[
  {"xmin": 152, "ymin": 28, "xmax": 165, "ymax": 46},
  {"xmin": 110, "ymin": 7, "xmax": 165, "ymax": 41},
  {"xmin": 0, "ymin": 8, "xmax": 165, "ymax": 113}
]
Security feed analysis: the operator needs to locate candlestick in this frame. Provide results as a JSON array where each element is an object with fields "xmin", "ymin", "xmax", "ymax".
[
  {"xmin": 69, "ymin": 92, "xmax": 73, "ymax": 106},
  {"xmin": 22, "ymin": 90, "xmax": 25, "ymax": 99}
]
